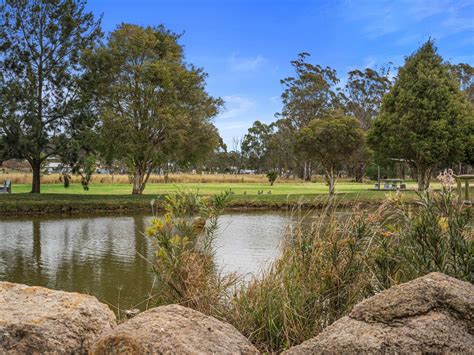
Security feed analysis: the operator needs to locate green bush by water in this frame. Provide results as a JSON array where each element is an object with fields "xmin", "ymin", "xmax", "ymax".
[{"xmin": 145, "ymin": 177, "xmax": 473, "ymax": 353}]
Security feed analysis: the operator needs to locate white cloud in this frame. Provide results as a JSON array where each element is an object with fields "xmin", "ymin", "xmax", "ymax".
[
  {"xmin": 218, "ymin": 95, "xmax": 255, "ymax": 120},
  {"xmin": 220, "ymin": 123, "xmax": 248, "ymax": 131},
  {"xmin": 340, "ymin": 0, "xmax": 473, "ymax": 40},
  {"xmin": 364, "ymin": 56, "xmax": 377, "ymax": 68},
  {"xmin": 230, "ymin": 54, "xmax": 266, "ymax": 71},
  {"xmin": 269, "ymin": 95, "xmax": 280, "ymax": 104}
]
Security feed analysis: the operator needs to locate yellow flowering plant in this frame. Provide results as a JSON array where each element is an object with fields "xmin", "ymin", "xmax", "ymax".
[{"xmin": 145, "ymin": 190, "xmax": 235, "ymax": 312}]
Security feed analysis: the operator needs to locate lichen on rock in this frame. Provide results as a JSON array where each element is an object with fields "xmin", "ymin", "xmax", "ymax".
[
  {"xmin": 284, "ymin": 272, "xmax": 474, "ymax": 354},
  {"xmin": 0, "ymin": 282, "xmax": 117, "ymax": 354},
  {"xmin": 91, "ymin": 304, "xmax": 259, "ymax": 354}
]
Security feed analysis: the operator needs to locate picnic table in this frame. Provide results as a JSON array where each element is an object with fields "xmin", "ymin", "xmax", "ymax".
[
  {"xmin": 0, "ymin": 180, "xmax": 11, "ymax": 193},
  {"xmin": 374, "ymin": 178, "xmax": 406, "ymax": 191}
]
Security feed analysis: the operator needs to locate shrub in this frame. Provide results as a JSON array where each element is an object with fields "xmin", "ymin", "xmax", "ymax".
[
  {"xmin": 226, "ymin": 204, "xmax": 373, "ymax": 352},
  {"xmin": 369, "ymin": 171, "xmax": 473, "ymax": 288},
  {"xmin": 145, "ymin": 190, "xmax": 237, "ymax": 315},
  {"xmin": 144, "ymin": 176, "xmax": 472, "ymax": 353},
  {"xmin": 266, "ymin": 171, "xmax": 278, "ymax": 186}
]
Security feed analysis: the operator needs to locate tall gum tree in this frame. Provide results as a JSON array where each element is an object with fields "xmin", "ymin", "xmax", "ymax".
[
  {"xmin": 368, "ymin": 40, "xmax": 473, "ymax": 191},
  {"xmin": 86, "ymin": 24, "xmax": 222, "ymax": 195},
  {"xmin": 278, "ymin": 53, "xmax": 340, "ymax": 181},
  {"xmin": 0, "ymin": 0, "xmax": 102, "ymax": 193},
  {"xmin": 341, "ymin": 67, "xmax": 392, "ymax": 182}
]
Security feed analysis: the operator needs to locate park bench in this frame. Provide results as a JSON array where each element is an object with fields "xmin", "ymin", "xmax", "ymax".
[{"xmin": 0, "ymin": 180, "xmax": 11, "ymax": 193}]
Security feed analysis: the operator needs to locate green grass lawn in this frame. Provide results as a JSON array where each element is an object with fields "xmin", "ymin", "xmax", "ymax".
[
  {"xmin": 0, "ymin": 181, "xmax": 432, "ymax": 215},
  {"xmin": 9, "ymin": 181, "xmax": 430, "ymax": 195}
]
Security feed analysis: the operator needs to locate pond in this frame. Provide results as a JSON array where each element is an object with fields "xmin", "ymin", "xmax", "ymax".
[
  {"xmin": 0, "ymin": 211, "xmax": 309, "ymax": 311},
  {"xmin": 0, "ymin": 209, "xmax": 355, "ymax": 312}
]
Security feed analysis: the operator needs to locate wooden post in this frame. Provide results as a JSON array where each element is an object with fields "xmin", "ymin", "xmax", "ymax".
[
  {"xmin": 457, "ymin": 177, "xmax": 462, "ymax": 204},
  {"xmin": 465, "ymin": 179, "xmax": 469, "ymax": 202},
  {"xmin": 377, "ymin": 166, "xmax": 380, "ymax": 190}
]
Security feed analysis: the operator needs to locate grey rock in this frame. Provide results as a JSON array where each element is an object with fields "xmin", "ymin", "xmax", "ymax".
[
  {"xmin": 91, "ymin": 304, "xmax": 259, "ymax": 354},
  {"xmin": 0, "ymin": 282, "xmax": 116, "ymax": 354},
  {"xmin": 284, "ymin": 273, "xmax": 474, "ymax": 354}
]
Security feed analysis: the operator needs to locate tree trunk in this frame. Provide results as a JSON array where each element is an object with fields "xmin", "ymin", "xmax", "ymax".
[
  {"xmin": 417, "ymin": 166, "xmax": 431, "ymax": 191},
  {"xmin": 355, "ymin": 164, "xmax": 365, "ymax": 183},
  {"xmin": 132, "ymin": 166, "xmax": 146, "ymax": 195},
  {"xmin": 132, "ymin": 164, "xmax": 154, "ymax": 195},
  {"xmin": 325, "ymin": 169, "xmax": 335, "ymax": 195},
  {"xmin": 302, "ymin": 160, "xmax": 312, "ymax": 181},
  {"xmin": 31, "ymin": 159, "xmax": 41, "ymax": 193}
]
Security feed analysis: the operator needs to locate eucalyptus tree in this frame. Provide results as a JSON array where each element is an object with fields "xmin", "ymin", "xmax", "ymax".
[
  {"xmin": 296, "ymin": 115, "xmax": 365, "ymax": 194},
  {"xmin": 368, "ymin": 40, "xmax": 473, "ymax": 191},
  {"xmin": 0, "ymin": 0, "xmax": 102, "ymax": 193},
  {"xmin": 86, "ymin": 24, "xmax": 222, "ymax": 194},
  {"xmin": 241, "ymin": 120, "xmax": 273, "ymax": 172},
  {"xmin": 340, "ymin": 67, "xmax": 392, "ymax": 181},
  {"xmin": 342, "ymin": 67, "xmax": 392, "ymax": 130},
  {"xmin": 450, "ymin": 63, "xmax": 474, "ymax": 105},
  {"xmin": 449, "ymin": 63, "xmax": 474, "ymax": 166},
  {"xmin": 278, "ymin": 52, "xmax": 340, "ymax": 180}
]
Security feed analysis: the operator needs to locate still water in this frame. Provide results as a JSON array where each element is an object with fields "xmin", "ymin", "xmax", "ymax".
[{"xmin": 0, "ymin": 211, "xmax": 298, "ymax": 311}]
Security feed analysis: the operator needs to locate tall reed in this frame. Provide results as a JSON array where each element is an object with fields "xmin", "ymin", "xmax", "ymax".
[
  {"xmin": 143, "ymin": 171, "xmax": 472, "ymax": 353},
  {"xmin": 226, "ymin": 183, "xmax": 472, "ymax": 352}
]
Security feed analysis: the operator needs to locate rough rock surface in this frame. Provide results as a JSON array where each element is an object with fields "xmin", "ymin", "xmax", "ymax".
[
  {"xmin": 284, "ymin": 272, "xmax": 474, "ymax": 354},
  {"xmin": 0, "ymin": 282, "xmax": 116, "ymax": 354},
  {"xmin": 91, "ymin": 304, "xmax": 259, "ymax": 354}
]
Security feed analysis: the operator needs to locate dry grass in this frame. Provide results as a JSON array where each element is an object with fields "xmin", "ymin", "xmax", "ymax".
[{"xmin": 0, "ymin": 172, "xmax": 302, "ymax": 184}]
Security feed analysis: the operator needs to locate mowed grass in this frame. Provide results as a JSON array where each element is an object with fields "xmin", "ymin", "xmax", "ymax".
[
  {"xmin": 0, "ymin": 181, "xmax": 437, "ymax": 215},
  {"xmin": 9, "ymin": 181, "xmax": 429, "ymax": 195}
]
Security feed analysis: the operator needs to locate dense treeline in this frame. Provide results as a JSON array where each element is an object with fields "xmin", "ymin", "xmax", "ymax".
[
  {"xmin": 0, "ymin": 0, "xmax": 221, "ymax": 194},
  {"xmin": 0, "ymin": 0, "xmax": 473, "ymax": 194},
  {"xmin": 225, "ymin": 45, "xmax": 473, "ymax": 193}
]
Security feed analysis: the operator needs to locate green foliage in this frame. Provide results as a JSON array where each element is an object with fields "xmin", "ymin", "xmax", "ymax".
[
  {"xmin": 279, "ymin": 53, "xmax": 340, "ymax": 129},
  {"xmin": 84, "ymin": 24, "xmax": 223, "ymax": 195},
  {"xmin": 449, "ymin": 62, "xmax": 474, "ymax": 105},
  {"xmin": 266, "ymin": 171, "xmax": 278, "ymax": 186},
  {"xmin": 342, "ymin": 66, "xmax": 393, "ymax": 130},
  {"xmin": 74, "ymin": 155, "xmax": 96, "ymax": 191},
  {"xmin": 146, "ymin": 190, "xmax": 235, "ymax": 314},
  {"xmin": 226, "ymin": 185, "xmax": 472, "ymax": 352},
  {"xmin": 62, "ymin": 173, "xmax": 71, "ymax": 188},
  {"xmin": 277, "ymin": 53, "xmax": 342, "ymax": 181},
  {"xmin": 368, "ymin": 40, "xmax": 474, "ymax": 190},
  {"xmin": 241, "ymin": 121, "xmax": 274, "ymax": 172},
  {"xmin": 228, "ymin": 204, "xmax": 372, "ymax": 352},
  {"xmin": 370, "ymin": 186, "xmax": 473, "ymax": 288},
  {"xmin": 296, "ymin": 115, "xmax": 365, "ymax": 193},
  {"xmin": 0, "ymin": 0, "xmax": 102, "ymax": 192}
]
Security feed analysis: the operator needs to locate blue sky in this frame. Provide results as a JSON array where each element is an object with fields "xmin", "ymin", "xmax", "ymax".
[{"xmin": 87, "ymin": 0, "xmax": 474, "ymax": 147}]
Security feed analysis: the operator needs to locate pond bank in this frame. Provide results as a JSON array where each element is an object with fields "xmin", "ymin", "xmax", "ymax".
[{"xmin": 0, "ymin": 191, "xmax": 414, "ymax": 216}]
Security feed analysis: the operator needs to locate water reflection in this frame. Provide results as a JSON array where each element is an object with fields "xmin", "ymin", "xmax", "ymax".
[{"xmin": 0, "ymin": 212, "xmax": 290, "ymax": 311}]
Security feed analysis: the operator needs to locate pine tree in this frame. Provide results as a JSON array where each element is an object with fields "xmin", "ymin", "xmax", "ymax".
[
  {"xmin": 368, "ymin": 40, "xmax": 473, "ymax": 190},
  {"xmin": 0, "ymin": 0, "xmax": 102, "ymax": 193}
]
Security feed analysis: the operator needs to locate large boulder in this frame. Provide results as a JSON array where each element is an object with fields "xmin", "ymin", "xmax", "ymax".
[
  {"xmin": 285, "ymin": 273, "xmax": 474, "ymax": 354},
  {"xmin": 91, "ymin": 304, "xmax": 259, "ymax": 354},
  {"xmin": 0, "ymin": 282, "xmax": 116, "ymax": 354}
]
